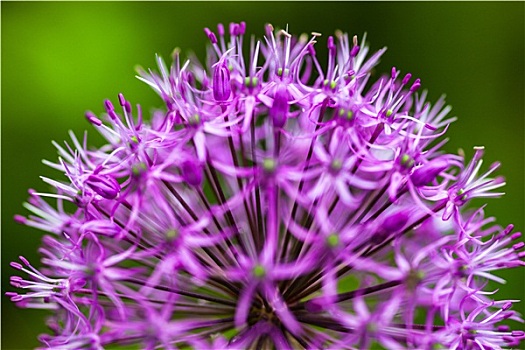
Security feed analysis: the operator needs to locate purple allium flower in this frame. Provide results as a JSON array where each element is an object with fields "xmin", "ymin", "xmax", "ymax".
[{"xmin": 8, "ymin": 23, "xmax": 524, "ymax": 349}]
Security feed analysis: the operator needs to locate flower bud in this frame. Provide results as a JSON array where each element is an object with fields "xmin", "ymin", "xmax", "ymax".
[
  {"xmin": 410, "ymin": 78, "xmax": 421, "ymax": 92},
  {"xmin": 217, "ymin": 23, "xmax": 225, "ymax": 36},
  {"xmin": 213, "ymin": 61, "xmax": 231, "ymax": 102},
  {"xmin": 239, "ymin": 22, "xmax": 246, "ymax": 35},
  {"xmin": 411, "ymin": 158, "xmax": 449, "ymax": 187},
  {"xmin": 10, "ymin": 262, "xmax": 23, "ymax": 270},
  {"xmin": 270, "ymin": 86, "xmax": 289, "ymax": 128},
  {"xmin": 230, "ymin": 22, "xmax": 239, "ymax": 36},
  {"xmin": 14, "ymin": 215, "xmax": 27, "ymax": 224},
  {"xmin": 85, "ymin": 111, "xmax": 102, "ymax": 126},
  {"xmin": 104, "ymin": 99, "xmax": 114, "ymax": 111},
  {"xmin": 372, "ymin": 211, "xmax": 409, "ymax": 244},
  {"xmin": 327, "ymin": 35, "xmax": 336, "ymax": 54},
  {"xmin": 350, "ymin": 45, "xmax": 360, "ymax": 57},
  {"xmin": 402, "ymin": 73, "xmax": 412, "ymax": 85},
  {"xmin": 382, "ymin": 211, "xmax": 409, "ymax": 233},
  {"xmin": 86, "ymin": 174, "xmax": 120, "ymax": 199},
  {"xmin": 204, "ymin": 27, "xmax": 217, "ymax": 44},
  {"xmin": 181, "ymin": 160, "xmax": 203, "ymax": 187}
]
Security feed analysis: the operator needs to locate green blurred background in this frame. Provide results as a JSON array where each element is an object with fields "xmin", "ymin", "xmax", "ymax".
[{"xmin": 2, "ymin": 2, "xmax": 523, "ymax": 349}]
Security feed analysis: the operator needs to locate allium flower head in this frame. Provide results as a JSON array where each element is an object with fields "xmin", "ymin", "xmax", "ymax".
[{"xmin": 8, "ymin": 22, "xmax": 524, "ymax": 349}]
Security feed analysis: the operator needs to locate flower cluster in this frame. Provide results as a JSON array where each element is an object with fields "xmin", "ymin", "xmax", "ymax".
[{"xmin": 8, "ymin": 23, "xmax": 524, "ymax": 349}]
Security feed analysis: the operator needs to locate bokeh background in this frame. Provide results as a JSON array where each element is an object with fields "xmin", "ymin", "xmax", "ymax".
[{"xmin": 2, "ymin": 2, "xmax": 523, "ymax": 349}]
